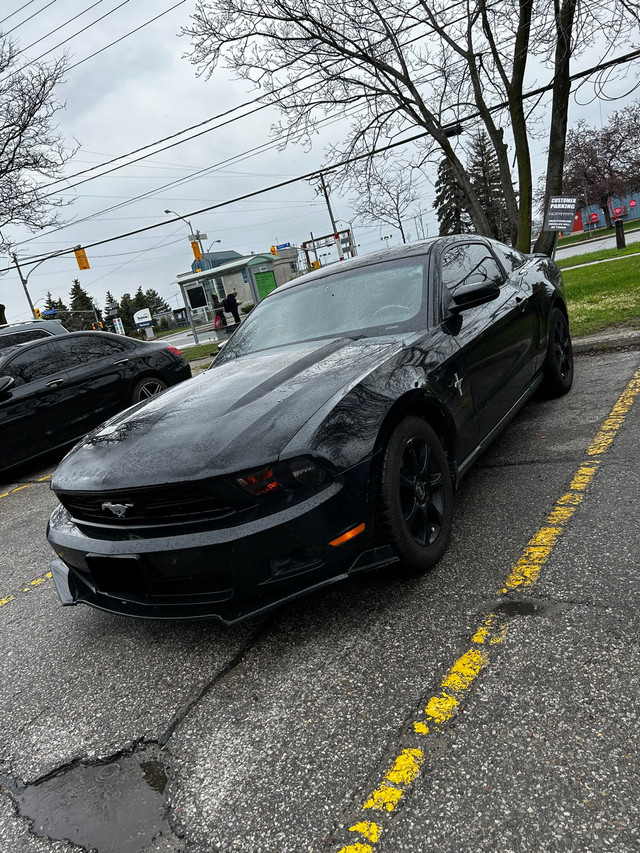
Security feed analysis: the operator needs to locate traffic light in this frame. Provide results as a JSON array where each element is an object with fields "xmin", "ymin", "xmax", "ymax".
[
  {"xmin": 270, "ymin": 246, "xmax": 278, "ymax": 256},
  {"xmin": 34, "ymin": 308, "xmax": 41, "ymax": 319}
]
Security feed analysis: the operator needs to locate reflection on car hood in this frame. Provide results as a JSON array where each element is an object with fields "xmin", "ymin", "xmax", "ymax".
[{"xmin": 52, "ymin": 335, "xmax": 409, "ymax": 491}]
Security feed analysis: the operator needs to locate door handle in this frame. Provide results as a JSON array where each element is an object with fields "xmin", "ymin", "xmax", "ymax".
[
  {"xmin": 46, "ymin": 378, "xmax": 65, "ymax": 387},
  {"xmin": 114, "ymin": 359, "xmax": 129, "ymax": 365}
]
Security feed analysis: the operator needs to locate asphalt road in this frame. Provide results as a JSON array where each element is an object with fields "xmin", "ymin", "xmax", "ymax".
[
  {"xmin": 0, "ymin": 347, "xmax": 639, "ymax": 853},
  {"xmin": 555, "ymin": 228, "xmax": 640, "ymax": 258}
]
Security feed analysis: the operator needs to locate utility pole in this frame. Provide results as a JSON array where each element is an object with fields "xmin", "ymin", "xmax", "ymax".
[
  {"xmin": 11, "ymin": 254, "xmax": 37, "ymax": 318},
  {"xmin": 318, "ymin": 173, "xmax": 338, "ymax": 233}
]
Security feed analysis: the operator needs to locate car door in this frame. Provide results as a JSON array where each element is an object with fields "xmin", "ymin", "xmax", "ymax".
[
  {"xmin": 437, "ymin": 240, "xmax": 537, "ymax": 436},
  {"xmin": 0, "ymin": 340, "xmax": 72, "ymax": 468},
  {"xmin": 52, "ymin": 334, "xmax": 139, "ymax": 433}
]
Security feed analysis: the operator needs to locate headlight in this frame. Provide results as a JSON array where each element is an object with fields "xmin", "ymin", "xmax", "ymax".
[{"xmin": 237, "ymin": 456, "xmax": 327, "ymax": 496}]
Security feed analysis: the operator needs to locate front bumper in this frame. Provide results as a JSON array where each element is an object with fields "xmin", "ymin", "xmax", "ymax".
[{"xmin": 46, "ymin": 459, "xmax": 393, "ymax": 623}]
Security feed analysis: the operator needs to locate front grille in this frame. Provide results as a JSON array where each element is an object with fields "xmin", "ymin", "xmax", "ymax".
[{"xmin": 57, "ymin": 480, "xmax": 255, "ymax": 527}]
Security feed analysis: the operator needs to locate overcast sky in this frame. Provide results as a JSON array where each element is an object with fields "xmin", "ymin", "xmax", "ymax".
[{"xmin": 1, "ymin": 0, "xmax": 637, "ymax": 323}]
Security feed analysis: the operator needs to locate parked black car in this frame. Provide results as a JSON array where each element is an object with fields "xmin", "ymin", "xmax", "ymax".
[
  {"xmin": 0, "ymin": 331, "xmax": 191, "ymax": 473},
  {"xmin": 0, "ymin": 319, "xmax": 69, "ymax": 350},
  {"xmin": 47, "ymin": 237, "xmax": 573, "ymax": 623}
]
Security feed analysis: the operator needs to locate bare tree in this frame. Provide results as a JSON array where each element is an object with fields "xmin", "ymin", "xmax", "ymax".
[
  {"xmin": 562, "ymin": 101, "xmax": 640, "ymax": 227},
  {"xmin": 347, "ymin": 157, "xmax": 421, "ymax": 242},
  {"xmin": 0, "ymin": 34, "xmax": 72, "ymax": 253},
  {"xmin": 186, "ymin": 0, "xmax": 638, "ymax": 254}
]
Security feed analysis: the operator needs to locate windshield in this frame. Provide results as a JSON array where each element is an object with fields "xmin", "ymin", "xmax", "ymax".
[{"xmin": 217, "ymin": 257, "xmax": 428, "ymax": 361}]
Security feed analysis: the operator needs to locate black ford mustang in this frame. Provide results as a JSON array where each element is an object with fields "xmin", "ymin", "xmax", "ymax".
[{"xmin": 47, "ymin": 237, "xmax": 573, "ymax": 623}]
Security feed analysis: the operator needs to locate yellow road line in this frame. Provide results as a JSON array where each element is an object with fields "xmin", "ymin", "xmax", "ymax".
[
  {"xmin": 336, "ymin": 365, "xmax": 640, "ymax": 853},
  {"xmin": 0, "ymin": 474, "xmax": 52, "ymax": 500},
  {"xmin": 0, "ymin": 476, "xmax": 54, "ymax": 611},
  {"xmin": 0, "ymin": 572, "xmax": 53, "ymax": 612}
]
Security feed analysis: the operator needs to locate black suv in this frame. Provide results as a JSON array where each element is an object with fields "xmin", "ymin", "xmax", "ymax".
[{"xmin": 0, "ymin": 319, "xmax": 69, "ymax": 351}]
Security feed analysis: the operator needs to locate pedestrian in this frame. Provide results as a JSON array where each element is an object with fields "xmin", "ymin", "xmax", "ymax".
[
  {"xmin": 0, "ymin": 304, "xmax": 6, "ymax": 325},
  {"xmin": 212, "ymin": 294, "xmax": 226, "ymax": 328},
  {"xmin": 223, "ymin": 290, "xmax": 242, "ymax": 325}
]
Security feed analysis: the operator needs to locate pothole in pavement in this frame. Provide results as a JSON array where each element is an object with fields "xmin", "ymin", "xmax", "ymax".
[{"xmin": 10, "ymin": 743, "xmax": 179, "ymax": 852}]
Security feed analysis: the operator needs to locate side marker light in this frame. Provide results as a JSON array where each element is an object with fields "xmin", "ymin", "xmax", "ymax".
[{"xmin": 329, "ymin": 523, "xmax": 365, "ymax": 547}]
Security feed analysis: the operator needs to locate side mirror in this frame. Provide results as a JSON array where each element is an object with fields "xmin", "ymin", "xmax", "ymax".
[
  {"xmin": 450, "ymin": 278, "xmax": 500, "ymax": 313},
  {"xmin": 0, "ymin": 375, "xmax": 14, "ymax": 396}
]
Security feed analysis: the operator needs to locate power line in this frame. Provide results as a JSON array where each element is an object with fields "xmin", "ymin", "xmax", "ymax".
[
  {"xmin": 0, "ymin": 0, "xmax": 38, "ymax": 26},
  {"xmin": 65, "ymin": 0, "xmax": 187, "ymax": 72},
  {"xmin": 4, "ymin": 0, "xmax": 57, "ymax": 36},
  {"xmin": 13, "ymin": 0, "xmax": 108, "ymax": 57},
  {"xmin": 34, "ymin": 0, "xmax": 480, "ymax": 194},
  {"xmin": 5, "ymin": 46, "xmax": 639, "ymax": 271}
]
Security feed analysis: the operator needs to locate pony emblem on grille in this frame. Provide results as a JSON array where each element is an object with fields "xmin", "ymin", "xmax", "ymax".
[{"xmin": 101, "ymin": 502, "xmax": 134, "ymax": 518}]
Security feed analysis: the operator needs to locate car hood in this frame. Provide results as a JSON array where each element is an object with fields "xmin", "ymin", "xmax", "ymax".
[{"xmin": 52, "ymin": 335, "xmax": 410, "ymax": 491}]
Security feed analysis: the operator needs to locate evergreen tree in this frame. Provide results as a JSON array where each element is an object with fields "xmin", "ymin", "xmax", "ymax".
[
  {"xmin": 433, "ymin": 158, "xmax": 473, "ymax": 236},
  {"xmin": 131, "ymin": 286, "xmax": 149, "ymax": 313},
  {"xmin": 467, "ymin": 131, "xmax": 511, "ymax": 243},
  {"xmin": 144, "ymin": 288, "xmax": 171, "ymax": 315},
  {"xmin": 118, "ymin": 293, "xmax": 135, "ymax": 334},
  {"xmin": 43, "ymin": 291, "xmax": 58, "ymax": 311},
  {"xmin": 66, "ymin": 279, "xmax": 97, "ymax": 330}
]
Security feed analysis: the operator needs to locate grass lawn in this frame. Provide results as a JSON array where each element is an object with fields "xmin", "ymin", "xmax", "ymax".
[
  {"xmin": 557, "ymin": 243, "xmax": 640, "ymax": 269},
  {"xmin": 563, "ymin": 253, "xmax": 640, "ymax": 337},
  {"xmin": 181, "ymin": 342, "xmax": 220, "ymax": 362}
]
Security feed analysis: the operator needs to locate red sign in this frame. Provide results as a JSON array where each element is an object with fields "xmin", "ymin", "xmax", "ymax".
[
  {"xmin": 614, "ymin": 207, "xmax": 622, "ymax": 216},
  {"xmin": 630, "ymin": 199, "xmax": 637, "ymax": 208},
  {"xmin": 590, "ymin": 213, "xmax": 598, "ymax": 222}
]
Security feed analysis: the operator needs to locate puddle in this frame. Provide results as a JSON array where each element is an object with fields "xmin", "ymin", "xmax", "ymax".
[
  {"xmin": 496, "ymin": 600, "xmax": 544, "ymax": 617},
  {"xmin": 13, "ymin": 745, "xmax": 173, "ymax": 853}
]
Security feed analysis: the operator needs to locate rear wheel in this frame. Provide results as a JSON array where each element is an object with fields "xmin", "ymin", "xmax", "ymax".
[
  {"xmin": 542, "ymin": 307, "xmax": 573, "ymax": 397},
  {"xmin": 378, "ymin": 417, "xmax": 453, "ymax": 573},
  {"xmin": 131, "ymin": 376, "xmax": 168, "ymax": 403}
]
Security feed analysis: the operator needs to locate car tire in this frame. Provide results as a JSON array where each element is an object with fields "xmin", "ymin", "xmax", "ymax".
[
  {"xmin": 378, "ymin": 416, "xmax": 453, "ymax": 573},
  {"xmin": 542, "ymin": 307, "xmax": 573, "ymax": 397},
  {"xmin": 131, "ymin": 376, "xmax": 168, "ymax": 403}
]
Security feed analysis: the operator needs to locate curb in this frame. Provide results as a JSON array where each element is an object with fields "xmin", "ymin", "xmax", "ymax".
[{"xmin": 573, "ymin": 329, "xmax": 640, "ymax": 354}]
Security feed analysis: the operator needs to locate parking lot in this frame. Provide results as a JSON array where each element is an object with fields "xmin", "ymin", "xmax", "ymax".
[{"xmin": 1, "ymin": 347, "xmax": 639, "ymax": 853}]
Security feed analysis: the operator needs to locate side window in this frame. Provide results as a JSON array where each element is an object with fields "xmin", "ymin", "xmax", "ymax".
[
  {"xmin": 492, "ymin": 244, "xmax": 526, "ymax": 274},
  {"xmin": 55, "ymin": 335, "xmax": 130, "ymax": 368},
  {"xmin": 441, "ymin": 243, "xmax": 504, "ymax": 295},
  {"xmin": 0, "ymin": 330, "xmax": 50, "ymax": 350},
  {"xmin": 4, "ymin": 343, "xmax": 65, "ymax": 387}
]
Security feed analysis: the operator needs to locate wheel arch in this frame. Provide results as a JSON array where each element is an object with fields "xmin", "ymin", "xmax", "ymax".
[{"xmin": 368, "ymin": 390, "xmax": 458, "ymax": 509}]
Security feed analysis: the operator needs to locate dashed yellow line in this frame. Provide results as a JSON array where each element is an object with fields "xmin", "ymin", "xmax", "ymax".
[
  {"xmin": 0, "ymin": 474, "xmax": 51, "ymax": 500},
  {"xmin": 336, "ymin": 365, "xmax": 640, "ymax": 853},
  {"xmin": 1, "ymin": 475, "xmax": 54, "ymax": 611},
  {"xmin": 0, "ymin": 573, "xmax": 53, "ymax": 611}
]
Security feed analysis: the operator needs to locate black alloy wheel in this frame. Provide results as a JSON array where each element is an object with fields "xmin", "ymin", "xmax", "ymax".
[
  {"xmin": 542, "ymin": 307, "xmax": 573, "ymax": 397},
  {"xmin": 131, "ymin": 376, "xmax": 168, "ymax": 403},
  {"xmin": 379, "ymin": 416, "xmax": 453, "ymax": 573}
]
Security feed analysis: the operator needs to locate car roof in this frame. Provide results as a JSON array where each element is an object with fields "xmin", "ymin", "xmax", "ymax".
[
  {"xmin": 0, "ymin": 319, "xmax": 68, "ymax": 336},
  {"xmin": 0, "ymin": 329, "xmax": 139, "ymax": 365}
]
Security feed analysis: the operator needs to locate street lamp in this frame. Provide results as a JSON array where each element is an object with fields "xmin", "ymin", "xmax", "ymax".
[
  {"xmin": 11, "ymin": 254, "xmax": 51, "ymax": 319},
  {"xmin": 206, "ymin": 240, "xmax": 222, "ymax": 252},
  {"xmin": 164, "ymin": 209, "xmax": 207, "ymax": 256},
  {"xmin": 164, "ymin": 209, "xmax": 207, "ymax": 345}
]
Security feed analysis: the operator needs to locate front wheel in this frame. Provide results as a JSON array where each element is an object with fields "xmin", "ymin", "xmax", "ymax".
[
  {"xmin": 378, "ymin": 417, "xmax": 453, "ymax": 573},
  {"xmin": 131, "ymin": 376, "xmax": 168, "ymax": 404},
  {"xmin": 542, "ymin": 307, "xmax": 573, "ymax": 397}
]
